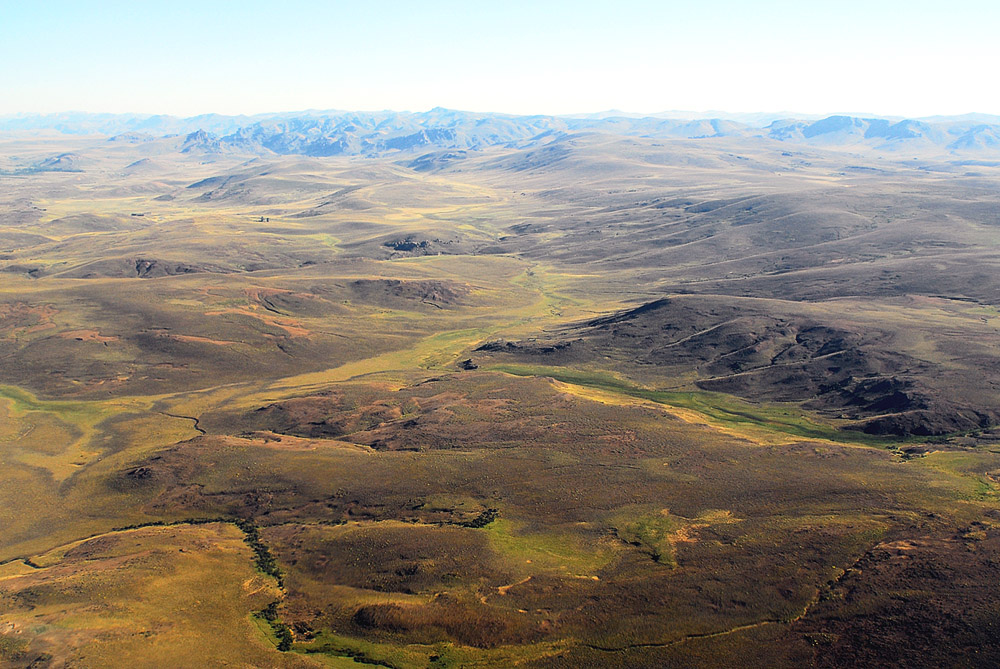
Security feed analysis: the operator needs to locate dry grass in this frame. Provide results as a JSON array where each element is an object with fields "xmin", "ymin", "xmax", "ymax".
[
  {"xmin": 0, "ymin": 523, "xmax": 316, "ymax": 667},
  {"xmin": 2, "ymin": 134, "xmax": 1000, "ymax": 666}
]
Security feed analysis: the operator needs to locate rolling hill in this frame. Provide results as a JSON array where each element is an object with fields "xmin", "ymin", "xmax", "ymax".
[{"xmin": 2, "ymin": 112, "xmax": 1000, "ymax": 667}]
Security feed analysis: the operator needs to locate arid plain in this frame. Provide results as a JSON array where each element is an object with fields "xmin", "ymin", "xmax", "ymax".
[{"xmin": 3, "ymin": 124, "xmax": 1000, "ymax": 667}]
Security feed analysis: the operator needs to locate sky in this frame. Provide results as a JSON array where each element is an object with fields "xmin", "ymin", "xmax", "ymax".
[{"xmin": 1, "ymin": 0, "xmax": 998, "ymax": 118}]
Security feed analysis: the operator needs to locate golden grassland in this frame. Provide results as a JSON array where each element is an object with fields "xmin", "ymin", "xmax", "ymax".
[{"xmin": 0, "ymin": 523, "xmax": 314, "ymax": 668}]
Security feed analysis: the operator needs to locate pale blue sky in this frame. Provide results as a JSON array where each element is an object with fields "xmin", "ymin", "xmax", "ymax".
[{"xmin": 1, "ymin": 0, "xmax": 997, "ymax": 117}]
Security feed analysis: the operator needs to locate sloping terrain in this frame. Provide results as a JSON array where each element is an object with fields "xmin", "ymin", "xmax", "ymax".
[
  {"xmin": 2, "ymin": 128, "xmax": 1000, "ymax": 667},
  {"xmin": 471, "ymin": 295, "xmax": 1000, "ymax": 436}
]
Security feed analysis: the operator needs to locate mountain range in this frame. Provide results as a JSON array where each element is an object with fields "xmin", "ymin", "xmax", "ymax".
[{"xmin": 3, "ymin": 108, "xmax": 1000, "ymax": 161}]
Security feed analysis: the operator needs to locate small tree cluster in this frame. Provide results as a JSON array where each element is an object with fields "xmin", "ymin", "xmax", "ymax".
[
  {"xmin": 462, "ymin": 508, "xmax": 499, "ymax": 529},
  {"xmin": 258, "ymin": 601, "xmax": 293, "ymax": 652}
]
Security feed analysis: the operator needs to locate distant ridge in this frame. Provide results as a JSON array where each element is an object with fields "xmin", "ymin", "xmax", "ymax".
[{"xmin": 2, "ymin": 109, "xmax": 1000, "ymax": 159}]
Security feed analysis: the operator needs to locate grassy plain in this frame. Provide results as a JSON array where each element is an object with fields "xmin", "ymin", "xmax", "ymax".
[
  {"xmin": 0, "ymin": 523, "xmax": 312, "ymax": 668},
  {"xmin": 2, "ymin": 133, "xmax": 1000, "ymax": 666}
]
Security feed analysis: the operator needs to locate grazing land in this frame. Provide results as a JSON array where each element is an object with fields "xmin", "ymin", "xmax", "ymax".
[{"xmin": 3, "ymin": 113, "xmax": 1000, "ymax": 667}]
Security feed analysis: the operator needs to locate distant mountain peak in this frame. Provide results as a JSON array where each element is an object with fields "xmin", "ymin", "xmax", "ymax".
[{"xmin": 3, "ymin": 109, "xmax": 1000, "ymax": 159}]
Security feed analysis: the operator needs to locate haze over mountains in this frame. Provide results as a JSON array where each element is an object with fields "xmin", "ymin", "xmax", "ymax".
[{"xmin": 4, "ymin": 108, "xmax": 1000, "ymax": 160}]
